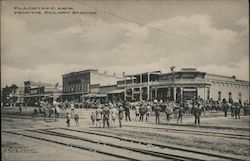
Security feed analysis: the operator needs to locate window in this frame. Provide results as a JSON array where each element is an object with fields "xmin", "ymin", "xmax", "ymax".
[
  {"xmin": 228, "ymin": 92, "xmax": 232, "ymax": 103},
  {"xmin": 238, "ymin": 93, "xmax": 242, "ymax": 101},
  {"xmin": 207, "ymin": 88, "xmax": 210, "ymax": 100},
  {"xmin": 218, "ymin": 91, "xmax": 221, "ymax": 101}
]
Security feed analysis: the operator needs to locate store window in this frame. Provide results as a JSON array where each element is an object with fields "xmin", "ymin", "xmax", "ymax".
[
  {"xmin": 218, "ymin": 91, "xmax": 221, "ymax": 100},
  {"xmin": 207, "ymin": 88, "xmax": 210, "ymax": 100},
  {"xmin": 228, "ymin": 92, "xmax": 232, "ymax": 103},
  {"xmin": 238, "ymin": 93, "xmax": 242, "ymax": 101}
]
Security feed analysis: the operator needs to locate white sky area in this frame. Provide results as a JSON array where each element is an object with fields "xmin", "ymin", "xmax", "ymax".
[{"xmin": 1, "ymin": 0, "xmax": 249, "ymax": 87}]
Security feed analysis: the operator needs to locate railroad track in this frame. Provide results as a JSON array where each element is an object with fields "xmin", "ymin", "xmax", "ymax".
[
  {"xmin": 51, "ymin": 127, "xmax": 246, "ymax": 161},
  {"xmin": 123, "ymin": 125, "xmax": 250, "ymax": 140},
  {"xmin": 1, "ymin": 115, "xmax": 33, "ymax": 119},
  {"xmin": 2, "ymin": 130, "xmax": 140, "ymax": 161},
  {"xmin": 154, "ymin": 122, "xmax": 249, "ymax": 131},
  {"xmin": 3, "ymin": 129, "xmax": 206, "ymax": 161}
]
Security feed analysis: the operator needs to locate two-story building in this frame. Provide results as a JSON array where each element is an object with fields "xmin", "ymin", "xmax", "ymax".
[
  {"xmin": 62, "ymin": 69, "xmax": 122, "ymax": 102},
  {"xmin": 2, "ymin": 84, "xmax": 19, "ymax": 106},
  {"xmin": 117, "ymin": 68, "xmax": 249, "ymax": 103}
]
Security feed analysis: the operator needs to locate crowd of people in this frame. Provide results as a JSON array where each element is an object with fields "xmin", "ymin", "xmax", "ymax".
[
  {"xmin": 28, "ymin": 97, "xmax": 250, "ymax": 127},
  {"xmin": 83, "ymin": 97, "xmax": 250, "ymax": 128}
]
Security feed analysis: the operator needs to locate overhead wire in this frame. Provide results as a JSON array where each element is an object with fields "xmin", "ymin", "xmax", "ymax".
[{"xmin": 74, "ymin": 1, "xmax": 248, "ymax": 54}]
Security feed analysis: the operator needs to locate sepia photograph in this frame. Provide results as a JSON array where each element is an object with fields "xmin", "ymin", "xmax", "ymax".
[{"xmin": 1, "ymin": 0, "xmax": 249, "ymax": 160}]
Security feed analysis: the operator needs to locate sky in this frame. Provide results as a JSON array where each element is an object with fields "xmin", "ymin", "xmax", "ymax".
[{"xmin": 1, "ymin": 0, "xmax": 249, "ymax": 87}]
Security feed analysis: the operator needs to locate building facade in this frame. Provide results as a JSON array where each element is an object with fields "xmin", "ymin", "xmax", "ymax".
[
  {"xmin": 2, "ymin": 84, "xmax": 19, "ymax": 106},
  {"xmin": 117, "ymin": 68, "xmax": 249, "ymax": 103},
  {"xmin": 62, "ymin": 69, "xmax": 122, "ymax": 102},
  {"xmin": 23, "ymin": 81, "xmax": 62, "ymax": 106}
]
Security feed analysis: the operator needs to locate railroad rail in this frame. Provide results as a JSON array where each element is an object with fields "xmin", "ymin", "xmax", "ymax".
[
  {"xmin": 26, "ymin": 129, "xmax": 206, "ymax": 161},
  {"xmin": 52, "ymin": 127, "xmax": 246, "ymax": 161},
  {"xmin": 153, "ymin": 122, "xmax": 249, "ymax": 131},
  {"xmin": 123, "ymin": 125, "xmax": 250, "ymax": 140},
  {"xmin": 2, "ymin": 130, "xmax": 144, "ymax": 161},
  {"xmin": 3, "ymin": 129, "xmax": 203, "ymax": 161}
]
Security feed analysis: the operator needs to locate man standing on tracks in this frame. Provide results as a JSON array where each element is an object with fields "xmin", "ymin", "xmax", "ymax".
[
  {"xmin": 118, "ymin": 104, "xmax": 124, "ymax": 127},
  {"xmin": 103, "ymin": 104, "xmax": 110, "ymax": 128}
]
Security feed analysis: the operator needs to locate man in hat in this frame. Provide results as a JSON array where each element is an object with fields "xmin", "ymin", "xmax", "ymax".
[
  {"xmin": 102, "ymin": 104, "xmax": 110, "ymax": 128},
  {"xmin": 18, "ymin": 101, "xmax": 22, "ymax": 115},
  {"xmin": 70, "ymin": 101, "xmax": 75, "ymax": 118},
  {"xmin": 177, "ymin": 103, "xmax": 184, "ymax": 124},
  {"xmin": 192, "ymin": 102, "xmax": 202, "ymax": 126},
  {"xmin": 66, "ymin": 112, "xmax": 70, "ymax": 127},
  {"xmin": 118, "ymin": 104, "xmax": 124, "ymax": 127},
  {"xmin": 135, "ymin": 103, "xmax": 140, "ymax": 122},
  {"xmin": 95, "ymin": 106, "xmax": 103, "ymax": 128},
  {"xmin": 154, "ymin": 102, "xmax": 161, "ymax": 124},
  {"xmin": 124, "ymin": 101, "xmax": 131, "ymax": 122},
  {"xmin": 110, "ymin": 105, "xmax": 118, "ymax": 127},
  {"xmin": 166, "ymin": 102, "xmax": 173, "ymax": 122},
  {"xmin": 75, "ymin": 113, "xmax": 80, "ymax": 126},
  {"xmin": 145, "ymin": 103, "xmax": 152, "ymax": 122}
]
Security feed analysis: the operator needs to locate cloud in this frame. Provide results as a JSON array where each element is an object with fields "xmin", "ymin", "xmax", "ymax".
[
  {"xmin": 1, "ymin": 63, "xmax": 92, "ymax": 86},
  {"xmin": 1, "ymin": 14, "xmax": 249, "ymax": 86},
  {"xmin": 235, "ymin": 17, "xmax": 249, "ymax": 36}
]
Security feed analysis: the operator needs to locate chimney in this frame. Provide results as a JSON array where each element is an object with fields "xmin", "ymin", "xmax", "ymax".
[
  {"xmin": 122, "ymin": 72, "xmax": 125, "ymax": 78},
  {"xmin": 113, "ymin": 72, "xmax": 116, "ymax": 77}
]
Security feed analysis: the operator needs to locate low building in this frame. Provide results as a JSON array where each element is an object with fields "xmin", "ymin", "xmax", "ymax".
[
  {"xmin": 23, "ymin": 81, "xmax": 62, "ymax": 106},
  {"xmin": 62, "ymin": 69, "xmax": 122, "ymax": 102}
]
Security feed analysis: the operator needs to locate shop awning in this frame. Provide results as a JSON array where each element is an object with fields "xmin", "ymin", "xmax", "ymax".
[
  {"xmin": 61, "ymin": 92, "xmax": 86, "ymax": 96},
  {"xmin": 22, "ymin": 94, "xmax": 52, "ymax": 98},
  {"xmin": 183, "ymin": 88, "xmax": 197, "ymax": 92},
  {"xmin": 96, "ymin": 94, "xmax": 107, "ymax": 97},
  {"xmin": 107, "ymin": 89, "xmax": 125, "ymax": 94},
  {"xmin": 82, "ymin": 93, "xmax": 107, "ymax": 98}
]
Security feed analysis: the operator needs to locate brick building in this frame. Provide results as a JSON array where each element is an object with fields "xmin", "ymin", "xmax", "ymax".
[{"xmin": 62, "ymin": 69, "xmax": 122, "ymax": 102}]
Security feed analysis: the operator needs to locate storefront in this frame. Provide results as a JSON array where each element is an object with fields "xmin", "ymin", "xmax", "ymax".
[{"xmin": 107, "ymin": 89, "xmax": 125, "ymax": 102}]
